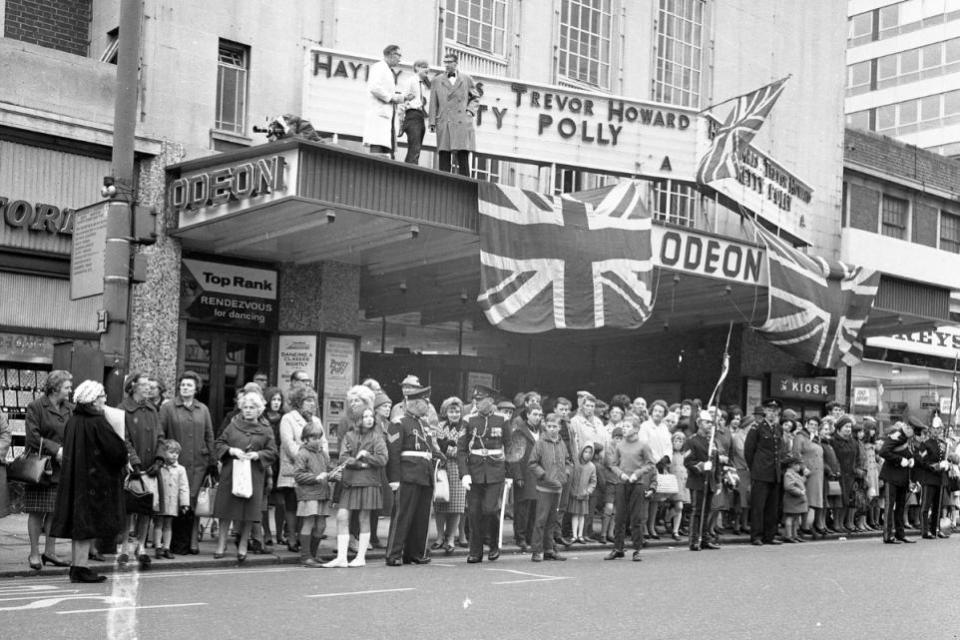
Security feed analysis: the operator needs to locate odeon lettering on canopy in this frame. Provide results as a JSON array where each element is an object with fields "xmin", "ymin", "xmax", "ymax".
[
  {"xmin": 652, "ymin": 227, "xmax": 765, "ymax": 284},
  {"xmin": 169, "ymin": 155, "xmax": 287, "ymax": 214}
]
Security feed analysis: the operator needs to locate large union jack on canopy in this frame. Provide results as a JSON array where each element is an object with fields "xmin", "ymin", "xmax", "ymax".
[
  {"xmin": 696, "ymin": 77, "xmax": 789, "ymax": 186},
  {"xmin": 476, "ymin": 181, "xmax": 653, "ymax": 333},
  {"xmin": 753, "ymin": 222, "xmax": 880, "ymax": 369}
]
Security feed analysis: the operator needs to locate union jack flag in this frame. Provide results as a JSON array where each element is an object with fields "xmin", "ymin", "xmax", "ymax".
[
  {"xmin": 476, "ymin": 181, "xmax": 653, "ymax": 333},
  {"xmin": 753, "ymin": 222, "xmax": 880, "ymax": 369},
  {"xmin": 696, "ymin": 77, "xmax": 789, "ymax": 186}
]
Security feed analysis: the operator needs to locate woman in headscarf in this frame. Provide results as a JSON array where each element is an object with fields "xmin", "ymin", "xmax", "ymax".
[{"xmin": 49, "ymin": 380, "xmax": 127, "ymax": 582}]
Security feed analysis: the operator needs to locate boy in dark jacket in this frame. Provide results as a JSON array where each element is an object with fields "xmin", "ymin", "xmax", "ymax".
[{"xmin": 528, "ymin": 413, "xmax": 573, "ymax": 562}]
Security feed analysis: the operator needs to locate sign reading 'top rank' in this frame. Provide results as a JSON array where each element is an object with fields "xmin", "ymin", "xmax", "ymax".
[
  {"xmin": 301, "ymin": 47, "xmax": 703, "ymax": 181},
  {"xmin": 180, "ymin": 258, "xmax": 279, "ymax": 330}
]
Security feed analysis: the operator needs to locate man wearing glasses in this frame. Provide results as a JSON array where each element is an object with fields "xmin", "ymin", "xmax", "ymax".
[
  {"xmin": 429, "ymin": 52, "xmax": 480, "ymax": 176},
  {"xmin": 289, "ymin": 371, "xmax": 312, "ymax": 391},
  {"xmin": 363, "ymin": 44, "xmax": 413, "ymax": 158}
]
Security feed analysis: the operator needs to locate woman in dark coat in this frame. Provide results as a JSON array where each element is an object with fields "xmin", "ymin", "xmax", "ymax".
[
  {"xmin": 212, "ymin": 391, "xmax": 278, "ymax": 562},
  {"xmin": 50, "ymin": 380, "xmax": 127, "ymax": 583},
  {"xmin": 24, "ymin": 369, "xmax": 73, "ymax": 570},
  {"xmin": 831, "ymin": 417, "xmax": 862, "ymax": 532},
  {"xmin": 159, "ymin": 371, "xmax": 215, "ymax": 554},
  {"xmin": 820, "ymin": 422, "xmax": 842, "ymax": 534}
]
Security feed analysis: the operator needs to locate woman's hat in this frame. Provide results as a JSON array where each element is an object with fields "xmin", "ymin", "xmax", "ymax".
[
  {"xmin": 780, "ymin": 408, "xmax": 799, "ymax": 423},
  {"xmin": 374, "ymin": 391, "xmax": 392, "ymax": 408}
]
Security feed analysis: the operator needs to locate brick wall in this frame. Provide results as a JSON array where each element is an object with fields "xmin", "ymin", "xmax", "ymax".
[
  {"xmin": 4, "ymin": 0, "xmax": 91, "ymax": 57},
  {"xmin": 845, "ymin": 127, "xmax": 960, "ymax": 196}
]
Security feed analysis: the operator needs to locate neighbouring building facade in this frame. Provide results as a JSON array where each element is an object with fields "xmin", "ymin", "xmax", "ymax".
[{"xmin": 5, "ymin": 0, "xmax": 949, "ymax": 442}]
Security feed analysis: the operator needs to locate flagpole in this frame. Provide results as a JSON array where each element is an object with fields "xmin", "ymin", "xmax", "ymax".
[
  {"xmin": 695, "ymin": 74, "xmax": 792, "ymax": 115},
  {"xmin": 697, "ymin": 321, "xmax": 734, "ymax": 546}
]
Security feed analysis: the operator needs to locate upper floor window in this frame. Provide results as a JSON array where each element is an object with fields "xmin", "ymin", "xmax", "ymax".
[
  {"xmin": 846, "ymin": 60, "xmax": 872, "ymax": 96},
  {"xmin": 558, "ymin": 0, "xmax": 612, "ymax": 88},
  {"xmin": 651, "ymin": 179, "xmax": 695, "ymax": 227},
  {"xmin": 848, "ymin": 11, "xmax": 874, "ymax": 46},
  {"xmin": 652, "ymin": 0, "xmax": 703, "ymax": 108},
  {"xmin": 881, "ymin": 194, "xmax": 909, "ymax": 240},
  {"xmin": 941, "ymin": 210, "xmax": 960, "ymax": 252},
  {"xmin": 445, "ymin": 0, "xmax": 508, "ymax": 56},
  {"xmin": 215, "ymin": 40, "xmax": 249, "ymax": 134}
]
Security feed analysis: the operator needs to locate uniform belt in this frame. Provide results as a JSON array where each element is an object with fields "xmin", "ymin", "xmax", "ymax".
[
  {"xmin": 469, "ymin": 448, "xmax": 504, "ymax": 457},
  {"xmin": 401, "ymin": 451, "xmax": 432, "ymax": 459}
]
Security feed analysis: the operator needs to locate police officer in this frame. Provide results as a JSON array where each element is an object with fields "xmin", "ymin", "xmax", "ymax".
[
  {"xmin": 879, "ymin": 415, "xmax": 919, "ymax": 544},
  {"xmin": 744, "ymin": 398, "xmax": 784, "ymax": 546},
  {"xmin": 916, "ymin": 420, "xmax": 950, "ymax": 539},
  {"xmin": 458, "ymin": 385, "xmax": 511, "ymax": 563},
  {"xmin": 385, "ymin": 386, "xmax": 444, "ymax": 566}
]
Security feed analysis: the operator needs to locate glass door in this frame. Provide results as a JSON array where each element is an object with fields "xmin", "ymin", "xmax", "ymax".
[{"xmin": 185, "ymin": 326, "xmax": 269, "ymax": 427}]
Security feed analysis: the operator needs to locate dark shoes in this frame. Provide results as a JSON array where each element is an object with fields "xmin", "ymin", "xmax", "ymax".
[
  {"xmin": 466, "ymin": 555, "xmax": 482, "ymax": 564},
  {"xmin": 70, "ymin": 566, "xmax": 107, "ymax": 583},
  {"xmin": 543, "ymin": 551, "xmax": 566, "ymax": 561},
  {"xmin": 137, "ymin": 554, "xmax": 151, "ymax": 569},
  {"xmin": 385, "ymin": 558, "xmax": 403, "ymax": 566},
  {"xmin": 751, "ymin": 539, "xmax": 764, "ymax": 546},
  {"xmin": 604, "ymin": 549, "xmax": 624, "ymax": 560},
  {"xmin": 408, "ymin": 556, "xmax": 431, "ymax": 565},
  {"xmin": 488, "ymin": 549, "xmax": 500, "ymax": 562},
  {"xmin": 531, "ymin": 553, "xmax": 543, "ymax": 562},
  {"xmin": 883, "ymin": 538, "xmax": 901, "ymax": 544},
  {"xmin": 42, "ymin": 554, "xmax": 70, "ymax": 567},
  {"xmin": 703, "ymin": 542, "xmax": 721, "ymax": 550},
  {"xmin": 632, "ymin": 551, "xmax": 642, "ymax": 562},
  {"xmin": 896, "ymin": 536, "xmax": 916, "ymax": 544},
  {"xmin": 88, "ymin": 551, "xmax": 106, "ymax": 562}
]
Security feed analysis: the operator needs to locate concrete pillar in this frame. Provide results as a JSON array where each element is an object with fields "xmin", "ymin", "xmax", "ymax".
[{"xmin": 278, "ymin": 260, "xmax": 360, "ymax": 334}]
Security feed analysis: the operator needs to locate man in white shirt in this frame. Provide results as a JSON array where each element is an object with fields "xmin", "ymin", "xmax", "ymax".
[
  {"xmin": 400, "ymin": 60, "xmax": 431, "ymax": 165},
  {"xmin": 638, "ymin": 399, "xmax": 673, "ymax": 539}
]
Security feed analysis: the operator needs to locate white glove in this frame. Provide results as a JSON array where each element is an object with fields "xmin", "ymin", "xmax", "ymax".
[
  {"xmin": 703, "ymin": 461, "xmax": 713, "ymax": 471},
  {"xmin": 939, "ymin": 461, "xmax": 950, "ymax": 471},
  {"xmin": 389, "ymin": 482, "xmax": 400, "ymax": 491},
  {"xmin": 462, "ymin": 475, "xmax": 472, "ymax": 492},
  {"xmin": 900, "ymin": 458, "xmax": 910, "ymax": 468},
  {"xmin": 908, "ymin": 458, "xmax": 915, "ymax": 468}
]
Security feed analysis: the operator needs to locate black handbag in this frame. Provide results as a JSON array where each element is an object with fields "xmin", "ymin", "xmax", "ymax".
[
  {"xmin": 7, "ymin": 437, "xmax": 52, "ymax": 485},
  {"xmin": 124, "ymin": 474, "xmax": 154, "ymax": 515}
]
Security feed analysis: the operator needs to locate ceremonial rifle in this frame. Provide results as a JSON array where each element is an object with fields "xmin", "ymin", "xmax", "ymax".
[{"xmin": 696, "ymin": 322, "xmax": 733, "ymax": 546}]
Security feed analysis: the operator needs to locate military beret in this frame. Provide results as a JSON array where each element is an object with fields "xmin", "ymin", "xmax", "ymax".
[
  {"xmin": 762, "ymin": 398, "xmax": 782, "ymax": 409},
  {"xmin": 907, "ymin": 415, "xmax": 926, "ymax": 431},
  {"xmin": 472, "ymin": 384, "xmax": 498, "ymax": 400}
]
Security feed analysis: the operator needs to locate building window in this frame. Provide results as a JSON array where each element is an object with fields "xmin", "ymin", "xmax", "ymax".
[
  {"xmin": 652, "ymin": 0, "xmax": 703, "ymax": 108},
  {"xmin": 846, "ymin": 110, "xmax": 872, "ymax": 131},
  {"xmin": 875, "ymin": 38, "xmax": 960, "ymax": 90},
  {"xmin": 215, "ymin": 40, "xmax": 249, "ymax": 134},
  {"xmin": 558, "ymin": 0, "xmax": 612, "ymax": 88},
  {"xmin": 846, "ymin": 61, "xmax": 873, "ymax": 96},
  {"xmin": 552, "ymin": 168, "xmax": 615, "ymax": 195},
  {"xmin": 881, "ymin": 194, "xmax": 909, "ymax": 239},
  {"xmin": 651, "ymin": 179, "xmax": 696, "ymax": 227},
  {"xmin": 444, "ymin": 0, "xmax": 507, "ymax": 56},
  {"xmin": 471, "ymin": 155, "xmax": 502, "ymax": 183},
  {"xmin": 848, "ymin": 11, "xmax": 874, "ymax": 46},
  {"xmin": 941, "ymin": 211, "xmax": 960, "ymax": 252},
  {"xmin": 100, "ymin": 28, "xmax": 119, "ymax": 64}
]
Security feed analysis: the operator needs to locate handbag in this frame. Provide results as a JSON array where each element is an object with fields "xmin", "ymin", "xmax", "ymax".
[
  {"xmin": 194, "ymin": 475, "xmax": 217, "ymax": 517},
  {"xmin": 124, "ymin": 474, "xmax": 155, "ymax": 515},
  {"xmin": 7, "ymin": 437, "xmax": 53, "ymax": 485},
  {"xmin": 827, "ymin": 479, "xmax": 842, "ymax": 497},
  {"xmin": 232, "ymin": 458, "xmax": 253, "ymax": 499},
  {"xmin": 433, "ymin": 461, "xmax": 450, "ymax": 503},
  {"xmin": 654, "ymin": 472, "xmax": 680, "ymax": 496}
]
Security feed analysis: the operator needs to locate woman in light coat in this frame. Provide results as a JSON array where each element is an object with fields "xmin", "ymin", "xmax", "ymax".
[
  {"xmin": 277, "ymin": 386, "xmax": 327, "ymax": 552},
  {"xmin": 792, "ymin": 417, "xmax": 823, "ymax": 537}
]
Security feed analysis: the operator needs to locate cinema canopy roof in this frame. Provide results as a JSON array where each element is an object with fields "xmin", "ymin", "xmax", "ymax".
[{"xmin": 165, "ymin": 139, "xmax": 944, "ymax": 339}]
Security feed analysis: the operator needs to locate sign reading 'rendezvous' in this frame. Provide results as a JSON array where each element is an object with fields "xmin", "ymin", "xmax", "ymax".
[
  {"xmin": 302, "ymin": 47, "xmax": 702, "ymax": 180},
  {"xmin": 70, "ymin": 202, "xmax": 109, "ymax": 300},
  {"xmin": 180, "ymin": 258, "xmax": 278, "ymax": 330}
]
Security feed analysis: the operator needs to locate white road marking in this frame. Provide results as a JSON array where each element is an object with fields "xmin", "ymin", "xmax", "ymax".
[
  {"xmin": 57, "ymin": 603, "xmax": 208, "ymax": 615},
  {"xmin": 0, "ymin": 596, "xmax": 124, "ymax": 611},
  {"xmin": 0, "ymin": 591, "xmax": 81, "ymax": 602},
  {"xmin": 485, "ymin": 568, "xmax": 559, "ymax": 579},
  {"xmin": 0, "ymin": 585, "xmax": 66, "ymax": 593},
  {"xmin": 305, "ymin": 588, "xmax": 416, "ymax": 598},
  {"xmin": 122, "ymin": 566, "xmax": 293, "ymax": 580},
  {"xmin": 490, "ymin": 577, "xmax": 571, "ymax": 585}
]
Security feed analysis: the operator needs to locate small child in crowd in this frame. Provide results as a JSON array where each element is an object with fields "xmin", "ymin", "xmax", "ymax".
[
  {"xmin": 569, "ymin": 443, "xmax": 598, "ymax": 544},
  {"xmin": 599, "ymin": 427, "xmax": 624, "ymax": 543},
  {"xmin": 667, "ymin": 431, "xmax": 690, "ymax": 541},
  {"xmin": 156, "ymin": 439, "xmax": 190, "ymax": 559},
  {"xmin": 293, "ymin": 421, "xmax": 333, "ymax": 567},
  {"xmin": 781, "ymin": 454, "xmax": 808, "ymax": 543}
]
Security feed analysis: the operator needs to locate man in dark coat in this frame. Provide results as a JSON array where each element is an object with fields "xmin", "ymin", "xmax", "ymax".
[
  {"xmin": 685, "ymin": 410, "xmax": 722, "ymax": 551},
  {"xmin": 508, "ymin": 398, "xmax": 542, "ymax": 552},
  {"xmin": 385, "ymin": 386, "xmax": 443, "ymax": 566},
  {"xmin": 879, "ymin": 416, "xmax": 919, "ymax": 544},
  {"xmin": 458, "ymin": 384, "xmax": 511, "ymax": 563},
  {"xmin": 119, "ymin": 372, "xmax": 161, "ymax": 568},
  {"xmin": 744, "ymin": 398, "xmax": 785, "ymax": 545}
]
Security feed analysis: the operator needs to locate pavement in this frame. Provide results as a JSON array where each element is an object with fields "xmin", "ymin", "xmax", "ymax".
[
  {"xmin": 0, "ymin": 511, "xmax": 891, "ymax": 578},
  {"xmin": 0, "ymin": 533, "xmax": 956, "ymax": 640}
]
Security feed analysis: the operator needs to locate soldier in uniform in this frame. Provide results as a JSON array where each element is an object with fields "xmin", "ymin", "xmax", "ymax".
[
  {"xmin": 878, "ymin": 415, "xmax": 919, "ymax": 544},
  {"xmin": 917, "ymin": 420, "xmax": 950, "ymax": 539},
  {"xmin": 685, "ymin": 410, "xmax": 722, "ymax": 551},
  {"xmin": 458, "ymin": 385, "xmax": 511, "ymax": 563},
  {"xmin": 744, "ymin": 398, "xmax": 784, "ymax": 546},
  {"xmin": 385, "ymin": 386, "xmax": 444, "ymax": 566}
]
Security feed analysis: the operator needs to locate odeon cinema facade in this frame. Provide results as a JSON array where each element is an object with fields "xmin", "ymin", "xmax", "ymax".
[{"xmin": 162, "ymin": 48, "xmax": 949, "ymax": 430}]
